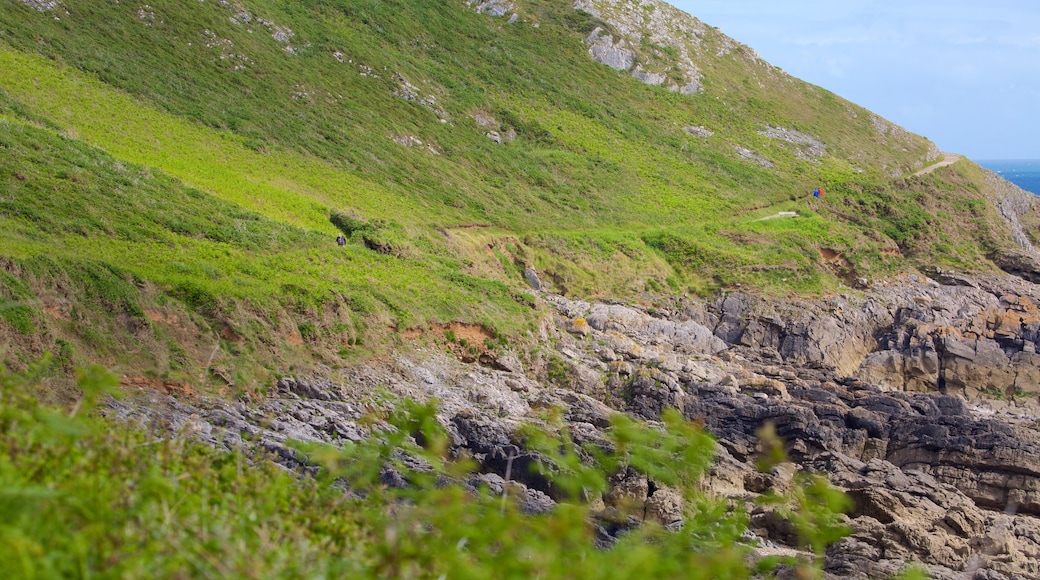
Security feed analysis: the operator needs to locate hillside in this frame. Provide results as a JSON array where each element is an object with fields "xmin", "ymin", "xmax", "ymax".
[
  {"xmin": 2, "ymin": 0, "xmax": 1033, "ymax": 393},
  {"xmin": 6, "ymin": 0, "xmax": 1040, "ymax": 577}
]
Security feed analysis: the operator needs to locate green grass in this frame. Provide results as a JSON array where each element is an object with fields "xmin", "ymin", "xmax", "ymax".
[
  {"xmin": 0, "ymin": 0, "xmax": 931, "ymax": 234},
  {"xmin": 0, "ymin": 3, "xmax": 1019, "ymax": 573},
  {"xmin": 0, "ymin": 50, "xmax": 416, "ymax": 234},
  {"xmin": 0, "ymin": 115, "xmax": 536, "ymax": 383},
  {"xmin": 0, "ymin": 0, "xmax": 1023, "ymax": 383}
]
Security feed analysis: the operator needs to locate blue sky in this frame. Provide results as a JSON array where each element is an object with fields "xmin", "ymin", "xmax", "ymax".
[{"xmin": 666, "ymin": 1, "xmax": 1040, "ymax": 159}]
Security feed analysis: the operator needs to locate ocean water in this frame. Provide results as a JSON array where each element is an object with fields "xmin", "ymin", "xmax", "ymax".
[{"xmin": 977, "ymin": 159, "xmax": 1040, "ymax": 195}]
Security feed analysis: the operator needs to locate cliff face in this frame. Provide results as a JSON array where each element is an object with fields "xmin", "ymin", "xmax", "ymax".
[
  {"xmin": 574, "ymin": 0, "xmax": 712, "ymax": 94},
  {"xmin": 547, "ymin": 271, "xmax": 1040, "ymax": 577},
  {"xmin": 5, "ymin": 1, "xmax": 1040, "ymax": 575},
  {"xmin": 116, "ymin": 272, "xmax": 1040, "ymax": 578}
]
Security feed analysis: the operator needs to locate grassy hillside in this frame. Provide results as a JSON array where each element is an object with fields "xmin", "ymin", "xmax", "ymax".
[{"xmin": 0, "ymin": 0, "xmax": 1027, "ymax": 393}]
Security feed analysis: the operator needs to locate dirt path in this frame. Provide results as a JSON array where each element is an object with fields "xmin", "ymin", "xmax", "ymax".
[
  {"xmin": 753, "ymin": 211, "xmax": 799, "ymax": 222},
  {"xmin": 913, "ymin": 153, "xmax": 962, "ymax": 176}
]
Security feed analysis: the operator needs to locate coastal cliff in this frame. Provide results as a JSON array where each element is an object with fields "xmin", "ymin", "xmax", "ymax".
[
  {"xmin": 106, "ymin": 271, "xmax": 1040, "ymax": 578},
  {"xmin": 3, "ymin": 0, "xmax": 1040, "ymax": 576}
]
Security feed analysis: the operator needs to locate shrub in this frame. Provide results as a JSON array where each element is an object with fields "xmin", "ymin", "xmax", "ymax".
[
  {"xmin": 330, "ymin": 210, "xmax": 375, "ymax": 238},
  {"xmin": 0, "ymin": 364, "xmax": 853, "ymax": 579},
  {"xmin": 0, "ymin": 299, "xmax": 35, "ymax": 334},
  {"xmin": 298, "ymin": 321, "xmax": 318, "ymax": 341}
]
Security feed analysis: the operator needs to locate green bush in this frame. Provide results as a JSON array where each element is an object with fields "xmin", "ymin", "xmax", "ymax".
[
  {"xmin": 0, "ymin": 364, "xmax": 855, "ymax": 579},
  {"xmin": 0, "ymin": 299, "xmax": 35, "ymax": 334},
  {"xmin": 0, "ymin": 361, "xmax": 362, "ymax": 578},
  {"xmin": 297, "ymin": 321, "xmax": 318, "ymax": 341},
  {"xmin": 330, "ymin": 210, "xmax": 375, "ymax": 238}
]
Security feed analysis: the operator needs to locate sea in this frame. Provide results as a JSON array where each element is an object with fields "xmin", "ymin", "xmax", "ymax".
[{"xmin": 977, "ymin": 159, "xmax": 1040, "ymax": 196}]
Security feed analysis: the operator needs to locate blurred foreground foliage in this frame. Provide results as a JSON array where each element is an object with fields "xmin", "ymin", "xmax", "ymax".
[{"xmin": 0, "ymin": 361, "xmax": 864, "ymax": 579}]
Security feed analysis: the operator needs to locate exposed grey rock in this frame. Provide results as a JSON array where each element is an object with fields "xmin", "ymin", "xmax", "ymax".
[
  {"xmin": 557, "ymin": 390, "xmax": 614, "ymax": 428},
  {"xmin": 450, "ymin": 409, "xmax": 567, "ymax": 498},
  {"xmin": 816, "ymin": 451, "xmax": 1040, "ymax": 578},
  {"xmin": 683, "ymin": 125, "xmax": 714, "ymax": 138},
  {"xmin": 574, "ymin": 0, "xmax": 708, "ymax": 93},
  {"xmin": 986, "ymin": 168, "xmax": 1039, "ymax": 257},
  {"xmin": 391, "ymin": 134, "xmax": 424, "ymax": 147},
  {"xmin": 473, "ymin": 112, "xmax": 497, "ymax": 128},
  {"xmin": 631, "ymin": 68, "xmax": 666, "ymax": 86},
  {"xmin": 735, "ymin": 146, "xmax": 773, "ymax": 168},
  {"xmin": 870, "ymin": 114, "xmax": 920, "ymax": 149},
  {"xmin": 677, "ymin": 80, "xmax": 700, "ymax": 95},
  {"xmin": 467, "ymin": 0, "xmax": 513, "ymax": 18},
  {"xmin": 467, "ymin": 473, "xmax": 555, "ymax": 514},
  {"xmin": 711, "ymin": 291, "xmax": 881, "ymax": 375},
  {"xmin": 523, "ymin": 266, "xmax": 542, "ymax": 290},
  {"xmin": 585, "ymin": 27, "xmax": 635, "ymax": 71},
  {"xmin": 490, "ymin": 350, "xmax": 524, "ymax": 374},
  {"xmin": 645, "ymin": 486, "xmax": 684, "ymax": 527},
  {"xmin": 991, "ymin": 249, "xmax": 1040, "ymax": 284},
  {"xmin": 605, "ymin": 467, "xmax": 649, "ymax": 513},
  {"xmin": 758, "ymin": 125, "xmax": 826, "ymax": 160},
  {"xmin": 856, "ymin": 275, "xmax": 1040, "ymax": 402},
  {"xmin": 574, "ymin": 299, "xmax": 727, "ymax": 355},
  {"xmin": 276, "ymin": 376, "xmax": 344, "ymax": 401},
  {"xmin": 109, "ymin": 268, "xmax": 1040, "ymax": 578},
  {"xmin": 393, "ymin": 75, "xmax": 448, "ymax": 120},
  {"xmin": 271, "ymin": 25, "xmax": 294, "ymax": 44},
  {"xmin": 19, "ymin": 0, "xmax": 59, "ymax": 11}
]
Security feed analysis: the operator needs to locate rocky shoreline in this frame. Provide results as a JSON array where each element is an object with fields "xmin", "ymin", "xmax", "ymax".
[{"xmin": 108, "ymin": 273, "xmax": 1040, "ymax": 578}]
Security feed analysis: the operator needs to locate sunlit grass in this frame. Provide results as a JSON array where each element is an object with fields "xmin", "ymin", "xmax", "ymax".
[
  {"xmin": 0, "ymin": 50, "xmax": 418, "ymax": 233},
  {"xmin": 0, "ymin": 0, "xmax": 1018, "ymax": 384}
]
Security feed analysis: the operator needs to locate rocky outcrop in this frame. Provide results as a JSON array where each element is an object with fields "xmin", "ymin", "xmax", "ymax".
[
  {"xmin": 110, "ymin": 271, "xmax": 1040, "ymax": 578},
  {"xmin": 820, "ymin": 453, "xmax": 1040, "ymax": 579},
  {"xmin": 543, "ymin": 279, "xmax": 1040, "ymax": 577},
  {"xmin": 655, "ymin": 274, "xmax": 1040, "ymax": 407},
  {"xmin": 584, "ymin": 27, "xmax": 635, "ymax": 72},
  {"xmin": 986, "ymin": 168, "xmax": 1039, "ymax": 257},
  {"xmin": 857, "ymin": 275, "xmax": 1040, "ymax": 403},
  {"xmin": 758, "ymin": 125, "xmax": 826, "ymax": 161},
  {"xmin": 980, "ymin": 165, "xmax": 1040, "ymax": 282},
  {"xmin": 711, "ymin": 290, "xmax": 886, "ymax": 376},
  {"xmin": 575, "ymin": 0, "xmax": 708, "ymax": 94},
  {"xmin": 18, "ymin": 0, "xmax": 60, "ymax": 12},
  {"xmin": 734, "ymin": 146, "xmax": 774, "ymax": 168},
  {"xmin": 683, "ymin": 125, "xmax": 714, "ymax": 138},
  {"xmin": 466, "ymin": 0, "xmax": 515, "ymax": 19}
]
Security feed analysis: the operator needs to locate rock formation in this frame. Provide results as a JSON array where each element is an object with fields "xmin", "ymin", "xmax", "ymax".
[
  {"xmin": 109, "ymin": 272, "xmax": 1040, "ymax": 578},
  {"xmin": 575, "ymin": 0, "xmax": 707, "ymax": 94}
]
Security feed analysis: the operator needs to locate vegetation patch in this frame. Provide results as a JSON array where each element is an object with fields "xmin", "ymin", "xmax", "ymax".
[
  {"xmin": 0, "ymin": 364, "xmax": 856, "ymax": 579},
  {"xmin": 0, "ymin": 0, "xmax": 1024, "ymax": 383}
]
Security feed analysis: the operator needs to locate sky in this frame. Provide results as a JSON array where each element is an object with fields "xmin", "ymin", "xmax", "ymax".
[{"xmin": 666, "ymin": 0, "xmax": 1040, "ymax": 159}]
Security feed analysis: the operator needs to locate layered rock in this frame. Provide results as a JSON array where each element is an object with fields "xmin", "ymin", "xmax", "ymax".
[
  {"xmin": 110, "ymin": 272, "xmax": 1040, "ymax": 578},
  {"xmin": 545, "ymin": 279, "xmax": 1040, "ymax": 577},
  {"xmin": 857, "ymin": 275, "xmax": 1040, "ymax": 403}
]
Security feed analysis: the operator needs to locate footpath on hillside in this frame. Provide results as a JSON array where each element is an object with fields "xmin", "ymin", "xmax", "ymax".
[{"xmin": 913, "ymin": 153, "xmax": 962, "ymax": 176}]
